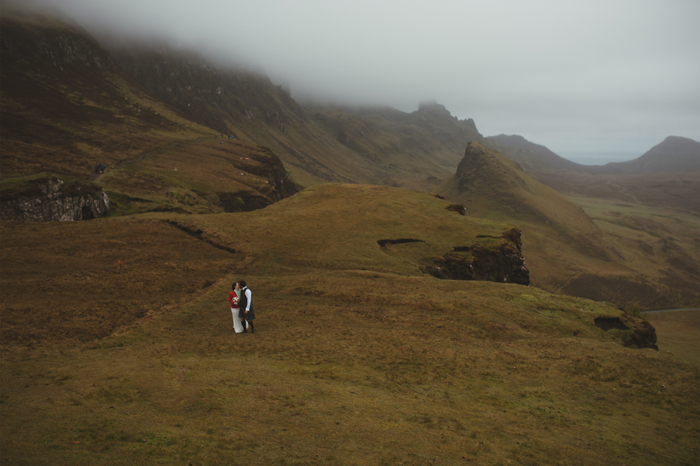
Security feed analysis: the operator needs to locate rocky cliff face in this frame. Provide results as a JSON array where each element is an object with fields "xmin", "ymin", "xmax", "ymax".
[
  {"xmin": 215, "ymin": 144, "xmax": 299, "ymax": 212},
  {"xmin": 424, "ymin": 228, "xmax": 530, "ymax": 285},
  {"xmin": 0, "ymin": 178, "xmax": 110, "ymax": 222},
  {"xmin": 105, "ymin": 42, "xmax": 301, "ymax": 136}
]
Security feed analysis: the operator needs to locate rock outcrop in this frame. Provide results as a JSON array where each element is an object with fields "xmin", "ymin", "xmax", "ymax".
[
  {"xmin": 0, "ymin": 178, "xmax": 110, "ymax": 222},
  {"xmin": 594, "ymin": 315, "xmax": 658, "ymax": 350},
  {"xmin": 424, "ymin": 228, "xmax": 530, "ymax": 285}
]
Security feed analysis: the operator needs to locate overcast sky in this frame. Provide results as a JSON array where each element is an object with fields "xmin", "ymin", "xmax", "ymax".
[{"xmin": 14, "ymin": 0, "xmax": 700, "ymax": 164}]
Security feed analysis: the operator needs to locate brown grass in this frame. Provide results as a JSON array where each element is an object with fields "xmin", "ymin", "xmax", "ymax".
[
  {"xmin": 0, "ymin": 219, "xmax": 235, "ymax": 346},
  {"xmin": 2, "ymin": 185, "xmax": 699, "ymax": 465},
  {"xmin": 96, "ymin": 138, "xmax": 293, "ymax": 216},
  {"xmin": 644, "ymin": 310, "xmax": 700, "ymax": 366}
]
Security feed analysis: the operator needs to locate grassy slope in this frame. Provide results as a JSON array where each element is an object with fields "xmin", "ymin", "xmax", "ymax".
[
  {"xmin": 96, "ymin": 138, "xmax": 295, "ymax": 216},
  {"xmin": 1, "ymin": 12, "xmax": 300, "ymax": 215},
  {"xmin": 160, "ymin": 184, "xmax": 514, "ymax": 276},
  {"xmin": 437, "ymin": 143, "xmax": 612, "ymax": 294},
  {"xmin": 0, "ymin": 13, "xmax": 217, "ymax": 180},
  {"xmin": 564, "ymin": 196, "xmax": 700, "ymax": 309},
  {"xmin": 437, "ymin": 142, "xmax": 700, "ymax": 309},
  {"xmin": 2, "ymin": 185, "xmax": 699, "ymax": 465},
  {"xmin": 643, "ymin": 311, "xmax": 700, "ymax": 366},
  {"xmin": 531, "ymin": 171, "xmax": 700, "ymax": 215}
]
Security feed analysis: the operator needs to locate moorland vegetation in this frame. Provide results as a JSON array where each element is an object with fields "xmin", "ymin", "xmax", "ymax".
[{"xmin": 1, "ymin": 6, "xmax": 699, "ymax": 465}]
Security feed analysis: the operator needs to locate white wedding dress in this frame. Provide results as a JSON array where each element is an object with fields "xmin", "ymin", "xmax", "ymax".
[{"xmin": 233, "ymin": 308, "xmax": 244, "ymax": 333}]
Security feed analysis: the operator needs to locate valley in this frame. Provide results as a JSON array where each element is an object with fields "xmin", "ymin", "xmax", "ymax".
[{"xmin": 1, "ymin": 5, "xmax": 699, "ymax": 465}]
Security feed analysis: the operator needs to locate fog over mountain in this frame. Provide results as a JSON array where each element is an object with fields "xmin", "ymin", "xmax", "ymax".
[{"xmin": 6, "ymin": 0, "xmax": 700, "ymax": 164}]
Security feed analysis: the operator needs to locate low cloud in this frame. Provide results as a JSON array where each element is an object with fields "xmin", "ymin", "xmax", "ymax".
[{"xmin": 8, "ymin": 0, "xmax": 700, "ymax": 162}]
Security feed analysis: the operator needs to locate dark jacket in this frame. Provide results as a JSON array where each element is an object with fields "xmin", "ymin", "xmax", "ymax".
[{"xmin": 239, "ymin": 287, "xmax": 255, "ymax": 320}]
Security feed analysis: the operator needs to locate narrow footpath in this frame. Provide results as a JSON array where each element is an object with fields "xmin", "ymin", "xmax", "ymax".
[{"xmin": 642, "ymin": 308, "xmax": 700, "ymax": 314}]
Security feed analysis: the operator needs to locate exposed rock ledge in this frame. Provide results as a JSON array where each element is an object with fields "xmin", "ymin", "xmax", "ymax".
[
  {"xmin": 424, "ymin": 228, "xmax": 530, "ymax": 285},
  {"xmin": 0, "ymin": 178, "xmax": 110, "ymax": 222}
]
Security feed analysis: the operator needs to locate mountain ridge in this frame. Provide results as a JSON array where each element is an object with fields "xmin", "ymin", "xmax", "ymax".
[
  {"xmin": 487, "ymin": 134, "xmax": 700, "ymax": 174},
  {"xmin": 103, "ymin": 40, "xmax": 485, "ymax": 188}
]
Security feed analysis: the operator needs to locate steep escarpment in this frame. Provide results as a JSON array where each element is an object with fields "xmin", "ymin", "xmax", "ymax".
[
  {"xmin": 3, "ymin": 9, "xmax": 487, "ymax": 190},
  {"xmin": 105, "ymin": 41, "xmax": 486, "ymax": 188},
  {"xmin": 103, "ymin": 41, "xmax": 371, "ymax": 185},
  {"xmin": 437, "ymin": 142, "xmax": 615, "ymax": 296},
  {"xmin": 441, "ymin": 142, "xmax": 605, "ymax": 244},
  {"xmin": 308, "ymin": 102, "xmax": 484, "ymax": 188},
  {"xmin": 0, "ymin": 12, "xmax": 214, "ymax": 179},
  {"xmin": 0, "ymin": 12, "xmax": 296, "ymax": 217}
]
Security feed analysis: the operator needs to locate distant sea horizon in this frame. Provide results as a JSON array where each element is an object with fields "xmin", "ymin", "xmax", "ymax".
[{"xmin": 560, "ymin": 151, "xmax": 641, "ymax": 166}]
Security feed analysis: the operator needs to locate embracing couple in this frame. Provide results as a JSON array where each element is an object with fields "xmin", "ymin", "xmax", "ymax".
[{"xmin": 228, "ymin": 280, "xmax": 256, "ymax": 333}]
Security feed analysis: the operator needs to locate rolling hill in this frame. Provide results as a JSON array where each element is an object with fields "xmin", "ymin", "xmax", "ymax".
[
  {"xmin": 3, "ymin": 184, "xmax": 698, "ymax": 465},
  {"xmin": 592, "ymin": 136, "xmax": 700, "ymax": 174}
]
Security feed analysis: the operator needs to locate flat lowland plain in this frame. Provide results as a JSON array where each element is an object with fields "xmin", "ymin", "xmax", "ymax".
[{"xmin": 2, "ymin": 185, "xmax": 699, "ymax": 465}]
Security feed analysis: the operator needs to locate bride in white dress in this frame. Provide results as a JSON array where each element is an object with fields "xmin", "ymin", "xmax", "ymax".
[{"xmin": 229, "ymin": 282, "xmax": 244, "ymax": 333}]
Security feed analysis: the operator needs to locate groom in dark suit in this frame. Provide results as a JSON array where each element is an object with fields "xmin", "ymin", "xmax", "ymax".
[{"xmin": 238, "ymin": 280, "xmax": 256, "ymax": 333}]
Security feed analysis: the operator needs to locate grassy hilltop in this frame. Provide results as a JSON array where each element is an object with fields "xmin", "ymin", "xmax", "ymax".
[{"xmin": 2, "ymin": 185, "xmax": 699, "ymax": 465}]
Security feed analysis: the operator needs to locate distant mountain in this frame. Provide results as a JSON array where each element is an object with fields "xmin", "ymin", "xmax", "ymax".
[
  {"xmin": 107, "ymin": 39, "xmax": 484, "ymax": 187},
  {"xmin": 484, "ymin": 134, "xmax": 584, "ymax": 172},
  {"xmin": 592, "ymin": 136, "xmax": 700, "ymax": 174},
  {"xmin": 487, "ymin": 134, "xmax": 700, "ymax": 175},
  {"xmin": 307, "ymin": 101, "xmax": 484, "ymax": 188}
]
